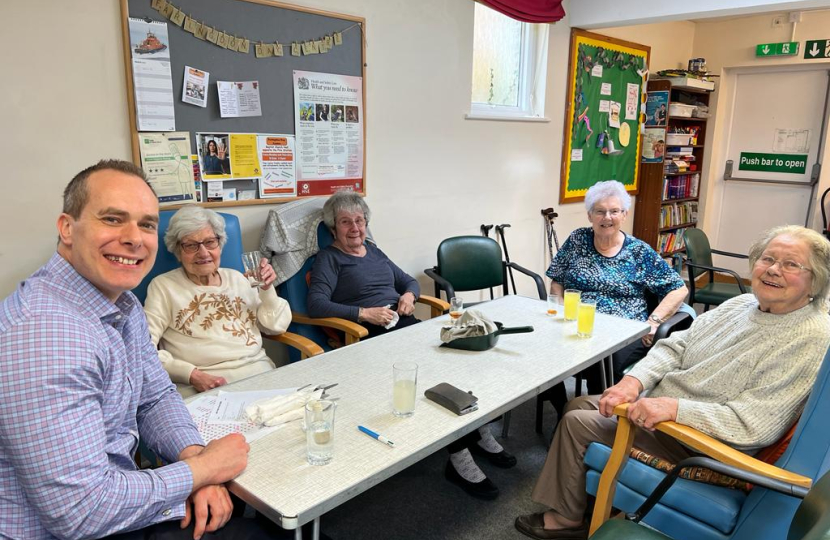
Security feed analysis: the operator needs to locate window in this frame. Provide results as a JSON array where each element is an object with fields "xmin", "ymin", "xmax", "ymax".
[{"xmin": 469, "ymin": 3, "xmax": 549, "ymax": 120}]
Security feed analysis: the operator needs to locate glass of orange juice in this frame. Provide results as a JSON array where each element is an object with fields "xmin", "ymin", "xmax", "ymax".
[
  {"xmin": 564, "ymin": 289, "xmax": 580, "ymax": 321},
  {"xmin": 577, "ymin": 296, "xmax": 597, "ymax": 338},
  {"xmin": 449, "ymin": 297, "xmax": 464, "ymax": 325}
]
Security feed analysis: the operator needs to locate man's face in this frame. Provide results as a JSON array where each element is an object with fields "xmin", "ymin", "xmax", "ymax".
[{"xmin": 57, "ymin": 170, "xmax": 159, "ymax": 302}]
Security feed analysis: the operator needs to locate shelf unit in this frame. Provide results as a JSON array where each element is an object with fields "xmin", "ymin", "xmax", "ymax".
[{"xmin": 633, "ymin": 78, "xmax": 712, "ymax": 259}]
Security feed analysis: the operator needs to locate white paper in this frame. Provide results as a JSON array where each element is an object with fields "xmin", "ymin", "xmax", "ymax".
[
  {"xmin": 773, "ymin": 128, "xmax": 810, "ymax": 153},
  {"xmin": 187, "ymin": 391, "xmax": 295, "ymax": 444},
  {"xmin": 609, "ymin": 102, "xmax": 621, "ymax": 128},
  {"xmin": 138, "ymin": 131, "xmax": 197, "ymax": 205},
  {"xmin": 207, "ymin": 182, "xmax": 224, "ymax": 199},
  {"xmin": 598, "ymin": 100, "xmax": 610, "ymax": 113},
  {"xmin": 222, "ymin": 188, "xmax": 237, "ymax": 201},
  {"xmin": 129, "ymin": 18, "xmax": 175, "ymax": 131},
  {"xmin": 208, "ymin": 389, "xmax": 296, "ymax": 425},
  {"xmin": 592, "ymin": 64, "xmax": 603, "ymax": 77},
  {"xmin": 571, "ymin": 149, "xmax": 583, "ymax": 162},
  {"xmin": 257, "ymin": 135, "xmax": 297, "ymax": 198},
  {"xmin": 600, "ymin": 83, "xmax": 612, "ymax": 96},
  {"xmin": 182, "ymin": 65, "xmax": 209, "ymax": 108},
  {"xmin": 293, "ymin": 70, "xmax": 364, "ymax": 191},
  {"xmin": 625, "ymin": 83, "xmax": 639, "ymax": 121},
  {"xmin": 217, "ymin": 80, "xmax": 262, "ymax": 118}
]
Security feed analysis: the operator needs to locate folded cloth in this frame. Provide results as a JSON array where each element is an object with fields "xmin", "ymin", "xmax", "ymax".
[
  {"xmin": 384, "ymin": 304, "xmax": 399, "ymax": 329},
  {"xmin": 246, "ymin": 388, "xmax": 324, "ymax": 426},
  {"xmin": 440, "ymin": 310, "xmax": 499, "ymax": 343}
]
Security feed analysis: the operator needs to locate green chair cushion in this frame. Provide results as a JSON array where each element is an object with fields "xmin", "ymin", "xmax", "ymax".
[{"xmin": 694, "ymin": 283, "xmax": 751, "ymax": 306}]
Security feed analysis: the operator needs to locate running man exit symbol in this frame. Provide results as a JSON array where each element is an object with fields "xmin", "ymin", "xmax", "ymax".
[{"xmin": 804, "ymin": 39, "xmax": 830, "ymax": 59}]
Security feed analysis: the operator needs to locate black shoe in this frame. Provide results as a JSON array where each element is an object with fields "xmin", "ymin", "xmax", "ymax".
[
  {"xmin": 444, "ymin": 460, "xmax": 499, "ymax": 500},
  {"xmin": 470, "ymin": 443, "xmax": 518, "ymax": 468}
]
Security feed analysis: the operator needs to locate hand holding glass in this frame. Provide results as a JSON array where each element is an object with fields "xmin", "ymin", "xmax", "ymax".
[
  {"xmin": 393, "ymin": 362, "xmax": 418, "ymax": 417},
  {"xmin": 305, "ymin": 399, "xmax": 336, "ymax": 465},
  {"xmin": 449, "ymin": 297, "xmax": 464, "ymax": 325},
  {"xmin": 242, "ymin": 251, "xmax": 264, "ymax": 288},
  {"xmin": 564, "ymin": 289, "xmax": 581, "ymax": 321}
]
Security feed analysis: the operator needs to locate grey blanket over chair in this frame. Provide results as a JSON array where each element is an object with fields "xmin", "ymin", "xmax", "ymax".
[{"xmin": 259, "ymin": 198, "xmax": 326, "ymax": 286}]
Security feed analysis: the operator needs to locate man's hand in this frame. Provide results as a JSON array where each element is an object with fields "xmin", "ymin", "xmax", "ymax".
[
  {"xmin": 190, "ymin": 369, "xmax": 227, "ymax": 393},
  {"xmin": 627, "ymin": 397, "xmax": 678, "ymax": 431},
  {"xmin": 185, "ymin": 434, "xmax": 249, "ymax": 490},
  {"xmin": 397, "ymin": 293, "xmax": 416, "ymax": 316},
  {"xmin": 181, "ymin": 485, "xmax": 233, "ymax": 540},
  {"xmin": 360, "ymin": 306, "xmax": 397, "ymax": 326},
  {"xmin": 598, "ymin": 376, "xmax": 643, "ymax": 418}
]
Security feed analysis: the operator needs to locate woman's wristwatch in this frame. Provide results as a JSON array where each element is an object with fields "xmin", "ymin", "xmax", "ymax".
[{"xmin": 648, "ymin": 314, "xmax": 664, "ymax": 324}]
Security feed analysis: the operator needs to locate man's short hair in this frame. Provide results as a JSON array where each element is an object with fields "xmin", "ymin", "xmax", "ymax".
[{"xmin": 62, "ymin": 159, "xmax": 153, "ymax": 218}]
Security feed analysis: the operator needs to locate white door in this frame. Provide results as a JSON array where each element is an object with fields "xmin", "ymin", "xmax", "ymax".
[{"xmin": 714, "ymin": 68, "xmax": 828, "ymax": 276}]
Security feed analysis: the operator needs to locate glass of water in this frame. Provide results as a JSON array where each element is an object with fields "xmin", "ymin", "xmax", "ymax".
[
  {"xmin": 241, "ymin": 251, "xmax": 265, "ymax": 288},
  {"xmin": 392, "ymin": 362, "xmax": 418, "ymax": 417},
  {"xmin": 305, "ymin": 399, "xmax": 336, "ymax": 465}
]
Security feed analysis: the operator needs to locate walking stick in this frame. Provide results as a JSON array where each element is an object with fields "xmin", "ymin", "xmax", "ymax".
[
  {"xmin": 495, "ymin": 224, "xmax": 517, "ymax": 295},
  {"xmin": 480, "ymin": 224, "xmax": 495, "ymax": 298}
]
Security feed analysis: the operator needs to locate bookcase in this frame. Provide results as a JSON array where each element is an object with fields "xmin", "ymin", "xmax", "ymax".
[{"xmin": 633, "ymin": 78, "xmax": 713, "ymax": 259}]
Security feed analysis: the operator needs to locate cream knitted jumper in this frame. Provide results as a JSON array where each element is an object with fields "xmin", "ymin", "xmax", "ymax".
[
  {"xmin": 144, "ymin": 268, "xmax": 291, "ymax": 385},
  {"xmin": 627, "ymin": 294, "xmax": 830, "ymax": 452}
]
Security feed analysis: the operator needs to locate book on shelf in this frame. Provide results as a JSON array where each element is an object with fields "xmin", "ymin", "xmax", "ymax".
[
  {"xmin": 657, "ymin": 227, "xmax": 688, "ymax": 254},
  {"xmin": 660, "ymin": 201, "xmax": 699, "ymax": 227},
  {"xmin": 662, "ymin": 173, "xmax": 700, "ymax": 199}
]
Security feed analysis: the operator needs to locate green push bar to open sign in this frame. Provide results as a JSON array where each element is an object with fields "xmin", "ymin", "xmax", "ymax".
[{"xmin": 739, "ymin": 152, "xmax": 807, "ymax": 174}]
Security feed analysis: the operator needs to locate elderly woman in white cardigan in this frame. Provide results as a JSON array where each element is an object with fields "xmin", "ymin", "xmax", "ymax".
[
  {"xmin": 144, "ymin": 206, "xmax": 291, "ymax": 397},
  {"xmin": 515, "ymin": 225, "xmax": 830, "ymax": 540}
]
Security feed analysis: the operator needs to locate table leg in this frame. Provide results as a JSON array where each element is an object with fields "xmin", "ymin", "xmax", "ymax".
[
  {"xmin": 605, "ymin": 355, "xmax": 614, "ymax": 388},
  {"xmin": 295, "ymin": 527, "xmax": 302, "ymax": 540},
  {"xmin": 313, "ymin": 517, "xmax": 321, "ymax": 540},
  {"xmin": 599, "ymin": 358, "xmax": 608, "ymax": 391},
  {"xmin": 501, "ymin": 411, "xmax": 512, "ymax": 438}
]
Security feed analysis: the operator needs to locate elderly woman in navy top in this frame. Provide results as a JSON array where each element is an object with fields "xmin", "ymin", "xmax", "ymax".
[
  {"xmin": 549, "ymin": 180, "xmax": 688, "ymax": 389},
  {"xmin": 307, "ymin": 190, "xmax": 517, "ymax": 501}
]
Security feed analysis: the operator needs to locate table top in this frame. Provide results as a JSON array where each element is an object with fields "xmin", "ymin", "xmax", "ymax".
[{"xmin": 212, "ymin": 295, "xmax": 649, "ymax": 528}]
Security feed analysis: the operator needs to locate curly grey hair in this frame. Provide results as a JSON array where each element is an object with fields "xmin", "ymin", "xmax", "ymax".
[
  {"xmin": 584, "ymin": 180, "xmax": 632, "ymax": 213},
  {"xmin": 322, "ymin": 190, "xmax": 371, "ymax": 230},
  {"xmin": 748, "ymin": 224, "xmax": 830, "ymax": 308},
  {"xmin": 164, "ymin": 205, "xmax": 228, "ymax": 260}
]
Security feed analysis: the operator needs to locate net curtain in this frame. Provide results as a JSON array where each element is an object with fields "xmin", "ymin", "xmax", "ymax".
[{"xmin": 476, "ymin": 0, "xmax": 565, "ymax": 23}]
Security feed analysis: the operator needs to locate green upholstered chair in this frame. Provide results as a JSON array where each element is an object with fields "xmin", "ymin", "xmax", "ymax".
[
  {"xmin": 590, "ymin": 457, "xmax": 830, "ymax": 540},
  {"xmin": 683, "ymin": 228, "xmax": 750, "ymax": 312}
]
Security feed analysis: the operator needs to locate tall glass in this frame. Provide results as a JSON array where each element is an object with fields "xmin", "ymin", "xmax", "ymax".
[
  {"xmin": 393, "ymin": 362, "xmax": 418, "ymax": 417},
  {"xmin": 449, "ymin": 297, "xmax": 464, "ymax": 325},
  {"xmin": 546, "ymin": 294, "xmax": 562, "ymax": 317},
  {"xmin": 241, "ymin": 251, "xmax": 264, "ymax": 288},
  {"xmin": 564, "ymin": 289, "xmax": 581, "ymax": 321},
  {"xmin": 577, "ymin": 297, "xmax": 597, "ymax": 338},
  {"xmin": 305, "ymin": 399, "xmax": 336, "ymax": 465}
]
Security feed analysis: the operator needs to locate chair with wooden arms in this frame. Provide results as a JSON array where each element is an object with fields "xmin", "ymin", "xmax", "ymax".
[
  {"xmin": 586, "ymin": 344, "xmax": 830, "ymax": 540},
  {"xmin": 683, "ymin": 228, "xmax": 751, "ymax": 312}
]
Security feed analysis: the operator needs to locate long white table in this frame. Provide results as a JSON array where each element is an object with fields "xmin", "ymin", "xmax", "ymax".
[{"xmin": 212, "ymin": 295, "xmax": 649, "ymax": 538}]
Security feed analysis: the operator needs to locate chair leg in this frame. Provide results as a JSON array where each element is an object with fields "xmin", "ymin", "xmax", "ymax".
[
  {"xmin": 575, "ymin": 374, "xmax": 583, "ymax": 397},
  {"xmin": 535, "ymin": 396, "xmax": 544, "ymax": 434},
  {"xmin": 501, "ymin": 411, "xmax": 512, "ymax": 438}
]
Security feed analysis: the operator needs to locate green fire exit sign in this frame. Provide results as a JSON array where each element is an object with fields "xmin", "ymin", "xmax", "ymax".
[{"xmin": 756, "ymin": 42, "xmax": 799, "ymax": 57}]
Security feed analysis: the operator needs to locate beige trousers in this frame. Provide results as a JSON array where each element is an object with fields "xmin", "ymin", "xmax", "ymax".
[{"xmin": 531, "ymin": 396, "xmax": 696, "ymax": 522}]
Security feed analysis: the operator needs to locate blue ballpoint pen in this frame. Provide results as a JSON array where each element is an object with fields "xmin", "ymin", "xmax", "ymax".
[{"xmin": 358, "ymin": 425, "xmax": 395, "ymax": 447}]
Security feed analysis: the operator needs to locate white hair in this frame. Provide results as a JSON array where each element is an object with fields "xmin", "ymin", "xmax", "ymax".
[
  {"xmin": 584, "ymin": 180, "xmax": 632, "ymax": 212},
  {"xmin": 164, "ymin": 205, "xmax": 227, "ymax": 260}
]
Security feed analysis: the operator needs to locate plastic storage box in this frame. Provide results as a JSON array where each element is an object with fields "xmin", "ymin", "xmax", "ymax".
[
  {"xmin": 668, "ymin": 103, "xmax": 696, "ymax": 117},
  {"xmin": 666, "ymin": 133, "xmax": 693, "ymax": 145}
]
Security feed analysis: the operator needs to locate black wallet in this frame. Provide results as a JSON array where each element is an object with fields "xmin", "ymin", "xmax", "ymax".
[{"xmin": 424, "ymin": 383, "xmax": 479, "ymax": 415}]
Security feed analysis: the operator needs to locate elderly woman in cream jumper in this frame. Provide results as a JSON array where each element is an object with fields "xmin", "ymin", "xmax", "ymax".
[
  {"xmin": 515, "ymin": 224, "xmax": 830, "ymax": 540},
  {"xmin": 144, "ymin": 206, "xmax": 291, "ymax": 397}
]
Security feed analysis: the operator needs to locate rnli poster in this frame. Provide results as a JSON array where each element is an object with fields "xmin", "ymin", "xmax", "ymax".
[
  {"xmin": 292, "ymin": 70, "xmax": 364, "ymax": 196},
  {"xmin": 129, "ymin": 18, "xmax": 175, "ymax": 131}
]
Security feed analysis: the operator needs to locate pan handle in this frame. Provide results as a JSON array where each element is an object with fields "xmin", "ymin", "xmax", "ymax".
[{"xmin": 495, "ymin": 326, "xmax": 535, "ymax": 336}]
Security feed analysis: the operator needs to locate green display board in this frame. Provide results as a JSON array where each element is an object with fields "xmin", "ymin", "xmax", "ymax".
[{"xmin": 560, "ymin": 29, "xmax": 650, "ymax": 204}]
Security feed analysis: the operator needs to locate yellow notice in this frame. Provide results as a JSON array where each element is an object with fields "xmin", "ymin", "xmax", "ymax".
[{"xmin": 230, "ymin": 134, "xmax": 262, "ymax": 179}]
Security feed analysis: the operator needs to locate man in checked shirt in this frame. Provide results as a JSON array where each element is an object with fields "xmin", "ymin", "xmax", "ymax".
[{"xmin": 0, "ymin": 160, "xmax": 272, "ymax": 539}]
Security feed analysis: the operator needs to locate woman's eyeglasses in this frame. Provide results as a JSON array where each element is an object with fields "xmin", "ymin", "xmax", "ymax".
[
  {"xmin": 591, "ymin": 209, "xmax": 623, "ymax": 218},
  {"xmin": 336, "ymin": 218, "xmax": 366, "ymax": 228},
  {"xmin": 756, "ymin": 255, "xmax": 811, "ymax": 274},
  {"xmin": 180, "ymin": 237, "xmax": 220, "ymax": 253}
]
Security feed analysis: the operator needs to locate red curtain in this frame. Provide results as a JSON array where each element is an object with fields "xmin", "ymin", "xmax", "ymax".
[{"xmin": 476, "ymin": 0, "xmax": 565, "ymax": 23}]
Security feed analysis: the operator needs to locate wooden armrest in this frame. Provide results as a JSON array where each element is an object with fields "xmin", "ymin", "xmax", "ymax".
[
  {"xmin": 291, "ymin": 313, "xmax": 369, "ymax": 345},
  {"xmin": 590, "ymin": 403, "xmax": 810, "ymax": 535},
  {"xmin": 263, "ymin": 331, "xmax": 324, "ymax": 360},
  {"xmin": 417, "ymin": 294, "xmax": 450, "ymax": 318},
  {"xmin": 611, "ymin": 403, "xmax": 811, "ymax": 488}
]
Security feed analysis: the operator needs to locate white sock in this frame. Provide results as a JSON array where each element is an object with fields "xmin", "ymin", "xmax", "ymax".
[
  {"xmin": 477, "ymin": 425, "xmax": 504, "ymax": 453},
  {"xmin": 450, "ymin": 448, "xmax": 487, "ymax": 483}
]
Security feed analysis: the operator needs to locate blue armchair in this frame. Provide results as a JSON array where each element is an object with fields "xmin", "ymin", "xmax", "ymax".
[{"xmin": 586, "ymin": 345, "xmax": 830, "ymax": 540}]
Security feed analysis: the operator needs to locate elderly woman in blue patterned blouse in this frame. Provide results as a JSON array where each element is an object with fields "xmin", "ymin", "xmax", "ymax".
[{"xmin": 549, "ymin": 180, "xmax": 688, "ymax": 389}]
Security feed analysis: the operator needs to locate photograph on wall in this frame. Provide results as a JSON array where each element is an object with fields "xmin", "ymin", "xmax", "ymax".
[
  {"xmin": 645, "ymin": 90, "xmax": 669, "ymax": 127},
  {"xmin": 137, "ymin": 131, "xmax": 196, "ymax": 205},
  {"xmin": 642, "ymin": 127, "xmax": 666, "ymax": 163},
  {"xmin": 196, "ymin": 132, "xmax": 232, "ymax": 180},
  {"xmin": 293, "ymin": 70, "xmax": 364, "ymax": 195}
]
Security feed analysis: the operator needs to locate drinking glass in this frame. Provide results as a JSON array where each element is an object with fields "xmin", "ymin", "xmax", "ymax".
[
  {"xmin": 305, "ymin": 399, "xmax": 336, "ymax": 465},
  {"xmin": 392, "ymin": 362, "xmax": 418, "ymax": 417},
  {"xmin": 449, "ymin": 297, "xmax": 464, "ymax": 325},
  {"xmin": 546, "ymin": 294, "xmax": 562, "ymax": 317},
  {"xmin": 564, "ymin": 289, "xmax": 581, "ymax": 321},
  {"xmin": 241, "ymin": 251, "xmax": 264, "ymax": 288},
  {"xmin": 577, "ymin": 297, "xmax": 598, "ymax": 338}
]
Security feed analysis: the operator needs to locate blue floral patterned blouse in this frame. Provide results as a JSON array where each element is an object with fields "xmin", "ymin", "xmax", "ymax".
[{"xmin": 546, "ymin": 227, "xmax": 684, "ymax": 321}]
